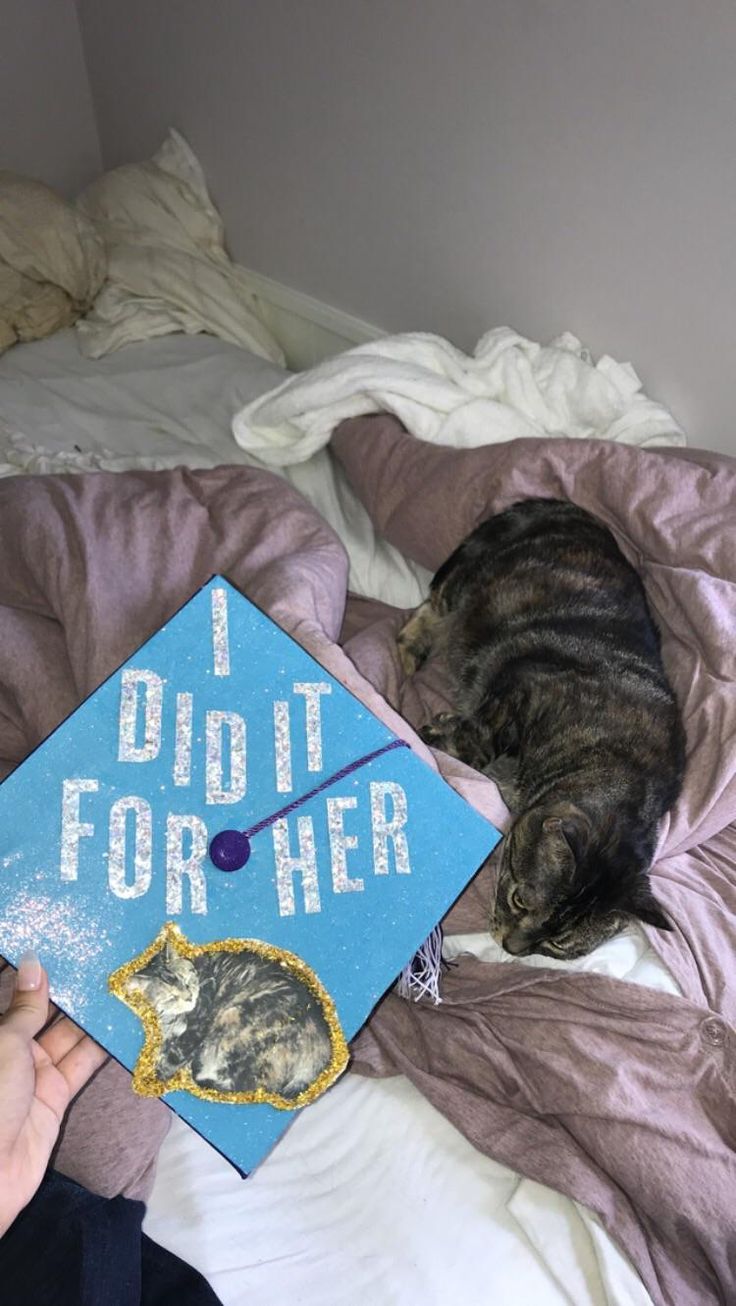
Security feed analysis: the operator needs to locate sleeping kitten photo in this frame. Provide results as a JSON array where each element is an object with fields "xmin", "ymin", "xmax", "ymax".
[
  {"xmin": 124, "ymin": 939, "xmax": 335, "ymax": 1099},
  {"xmin": 398, "ymin": 497, "xmax": 685, "ymax": 959}
]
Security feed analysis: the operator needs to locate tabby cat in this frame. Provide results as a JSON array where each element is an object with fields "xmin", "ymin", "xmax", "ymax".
[
  {"xmin": 397, "ymin": 497, "xmax": 685, "ymax": 959},
  {"xmin": 125, "ymin": 940, "xmax": 334, "ymax": 1098}
]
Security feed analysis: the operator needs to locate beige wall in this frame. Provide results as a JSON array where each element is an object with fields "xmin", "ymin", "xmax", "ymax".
[
  {"xmin": 0, "ymin": 0, "xmax": 100, "ymax": 195},
  {"xmin": 73, "ymin": 2, "xmax": 736, "ymax": 455}
]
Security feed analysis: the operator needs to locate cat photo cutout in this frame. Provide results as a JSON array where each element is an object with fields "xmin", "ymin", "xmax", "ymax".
[{"xmin": 109, "ymin": 922, "xmax": 349, "ymax": 1109}]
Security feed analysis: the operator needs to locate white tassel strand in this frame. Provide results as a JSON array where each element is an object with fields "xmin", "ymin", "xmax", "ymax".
[{"xmin": 397, "ymin": 924, "xmax": 444, "ymax": 1005}]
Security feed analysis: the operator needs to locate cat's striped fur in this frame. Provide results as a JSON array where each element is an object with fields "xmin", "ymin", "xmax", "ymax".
[{"xmin": 398, "ymin": 498, "xmax": 685, "ymax": 959}]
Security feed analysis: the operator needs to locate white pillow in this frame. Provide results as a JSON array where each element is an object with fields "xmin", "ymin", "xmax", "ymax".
[
  {"xmin": 0, "ymin": 173, "xmax": 105, "ymax": 354},
  {"xmin": 76, "ymin": 130, "xmax": 284, "ymax": 365}
]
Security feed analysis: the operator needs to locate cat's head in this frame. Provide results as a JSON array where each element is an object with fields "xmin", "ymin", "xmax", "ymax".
[
  {"xmin": 125, "ymin": 940, "xmax": 200, "ymax": 1016},
  {"xmin": 491, "ymin": 801, "xmax": 671, "ymax": 959}
]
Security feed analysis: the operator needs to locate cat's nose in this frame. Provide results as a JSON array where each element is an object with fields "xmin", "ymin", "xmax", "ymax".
[{"xmin": 502, "ymin": 931, "xmax": 532, "ymax": 956}]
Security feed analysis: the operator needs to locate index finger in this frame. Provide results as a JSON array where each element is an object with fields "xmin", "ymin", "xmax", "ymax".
[
  {"xmin": 38, "ymin": 1015, "xmax": 94, "ymax": 1066},
  {"xmin": 48, "ymin": 1031, "xmax": 107, "ymax": 1099}
]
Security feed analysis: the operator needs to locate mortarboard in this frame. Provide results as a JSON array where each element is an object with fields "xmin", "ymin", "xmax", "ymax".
[{"xmin": 0, "ymin": 578, "xmax": 500, "ymax": 1175}]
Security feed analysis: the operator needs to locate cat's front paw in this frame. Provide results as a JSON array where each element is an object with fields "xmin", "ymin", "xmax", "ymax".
[
  {"xmin": 397, "ymin": 633, "xmax": 423, "ymax": 677},
  {"xmin": 419, "ymin": 712, "xmax": 459, "ymax": 748},
  {"xmin": 484, "ymin": 753, "xmax": 521, "ymax": 810},
  {"xmin": 396, "ymin": 600, "xmax": 439, "ymax": 677}
]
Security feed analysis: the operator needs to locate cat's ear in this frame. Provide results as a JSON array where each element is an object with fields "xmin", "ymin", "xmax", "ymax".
[
  {"xmin": 543, "ymin": 808, "xmax": 591, "ymax": 867},
  {"xmin": 164, "ymin": 938, "xmax": 179, "ymax": 963},
  {"xmin": 628, "ymin": 884, "xmax": 673, "ymax": 932}
]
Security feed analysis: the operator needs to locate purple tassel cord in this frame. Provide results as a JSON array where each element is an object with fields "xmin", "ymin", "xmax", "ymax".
[{"xmin": 397, "ymin": 925, "xmax": 444, "ymax": 1004}]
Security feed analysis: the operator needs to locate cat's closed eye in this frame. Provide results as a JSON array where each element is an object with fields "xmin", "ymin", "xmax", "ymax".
[
  {"xmin": 510, "ymin": 888, "xmax": 527, "ymax": 912},
  {"xmin": 544, "ymin": 939, "xmax": 567, "ymax": 955}
]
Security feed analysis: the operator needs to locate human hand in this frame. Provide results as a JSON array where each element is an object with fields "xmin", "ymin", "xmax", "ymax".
[{"xmin": 0, "ymin": 953, "xmax": 107, "ymax": 1236}]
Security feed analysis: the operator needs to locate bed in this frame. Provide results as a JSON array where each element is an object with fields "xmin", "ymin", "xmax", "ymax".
[
  {"xmin": 4, "ymin": 122, "xmax": 735, "ymax": 1305},
  {"xmin": 1, "ymin": 325, "xmax": 697, "ymax": 1306}
]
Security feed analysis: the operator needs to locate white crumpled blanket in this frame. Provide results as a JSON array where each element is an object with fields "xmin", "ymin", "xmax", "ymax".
[
  {"xmin": 232, "ymin": 327, "xmax": 685, "ymax": 465},
  {"xmin": 75, "ymin": 130, "xmax": 284, "ymax": 366}
]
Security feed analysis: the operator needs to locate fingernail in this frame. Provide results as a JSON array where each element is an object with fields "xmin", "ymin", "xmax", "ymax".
[{"xmin": 17, "ymin": 950, "xmax": 42, "ymax": 991}]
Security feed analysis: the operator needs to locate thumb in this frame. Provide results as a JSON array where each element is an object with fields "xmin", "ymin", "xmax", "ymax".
[{"xmin": 1, "ymin": 952, "xmax": 49, "ymax": 1040}]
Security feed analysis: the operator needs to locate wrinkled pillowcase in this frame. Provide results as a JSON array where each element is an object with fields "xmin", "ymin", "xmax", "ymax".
[
  {"xmin": 75, "ymin": 129, "xmax": 284, "ymax": 365},
  {"xmin": 0, "ymin": 173, "xmax": 106, "ymax": 354}
]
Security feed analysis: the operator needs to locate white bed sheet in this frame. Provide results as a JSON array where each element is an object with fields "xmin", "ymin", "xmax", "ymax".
[
  {"xmin": 0, "ymin": 330, "xmax": 286, "ymax": 462},
  {"xmin": 0, "ymin": 331, "xmax": 674, "ymax": 1306},
  {"xmin": 0, "ymin": 330, "xmax": 430, "ymax": 607},
  {"xmin": 145, "ymin": 927, "xmax": 672, "ymax": 1306}
]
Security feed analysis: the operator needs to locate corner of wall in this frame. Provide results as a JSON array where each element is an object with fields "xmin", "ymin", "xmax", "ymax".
[{"xmin": 70, "ymin": 0, "xmax": 103, "ymax": 181}]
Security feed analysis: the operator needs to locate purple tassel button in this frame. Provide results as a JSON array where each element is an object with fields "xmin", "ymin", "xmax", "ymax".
[{"xmin": 209, "ymin": 830, "xmax": 251, "ymax": 872}]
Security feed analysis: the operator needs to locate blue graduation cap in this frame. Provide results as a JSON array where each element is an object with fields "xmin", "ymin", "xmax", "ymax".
[{"xmin": 0, "ymin": 578, "xmax": 500, "ymax": 1175}]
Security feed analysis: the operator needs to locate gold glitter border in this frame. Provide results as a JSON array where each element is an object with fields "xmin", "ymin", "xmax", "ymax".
[{"xmin": 108, "ymin": 921, "xmax": 350, "ymax": 1109}]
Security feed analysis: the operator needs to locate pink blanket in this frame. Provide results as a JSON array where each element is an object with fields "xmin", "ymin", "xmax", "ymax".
[
  {"xmin": 0, "ymin": 429, "xmax": 734, "ymax": 1304},
  {"xmin": 331, "ymin": 418, "xmax": 736, "ymax": 1306}
]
